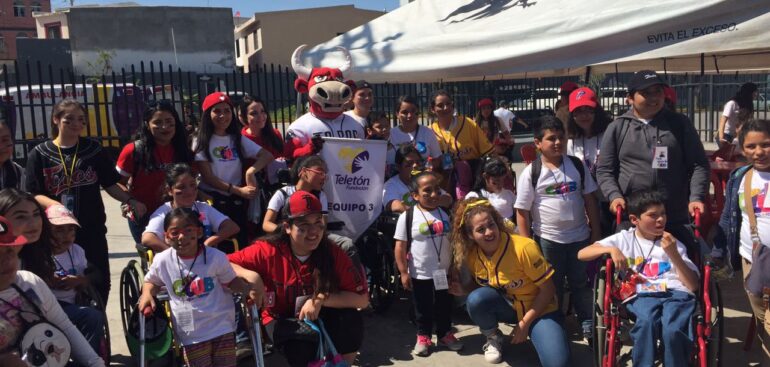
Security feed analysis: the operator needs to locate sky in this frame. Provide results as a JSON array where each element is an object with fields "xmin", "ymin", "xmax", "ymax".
[{"xmin": 56, "ymin": 0, "xmax": 402, "ymax": 14}]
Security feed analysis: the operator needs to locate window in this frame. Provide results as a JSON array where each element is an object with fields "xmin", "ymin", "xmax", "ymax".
[
  {"xmin": 45, "ymin": 23, "xmax": 61, "ymax": 39},
  {"xmin": 13, "ymin": 0, "xmax": 25, "ymax": 17},
  {"xmin": 0, "ymin": 37, "xmax": 5, "ymax": 53},
  {"xmin": 30, "ymin": 1, "xmax": 41, "ymax": 12},
  {"xmin": 16, "ymin": 32, "xmax": 28, "ymax": 39},
  {"xmin": 235, "ymin": 40, "xmax": 240, "ymax": 57}
]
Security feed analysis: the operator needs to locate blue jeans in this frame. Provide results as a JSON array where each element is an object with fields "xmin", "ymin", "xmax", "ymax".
[
  {"xmin": 59, "ymin": 301, "xmax": 105, "ymax": 356},
  {"xmin": 466, "ymin": 286, "xmax": 571, "ymax": 367},
  {"xmin": 625, "ymin": 290, "xmax": 695, "ymax": 367},
  {"xmin": 535, "ymin": 237, "xmax": 592, "ymax": 327}
]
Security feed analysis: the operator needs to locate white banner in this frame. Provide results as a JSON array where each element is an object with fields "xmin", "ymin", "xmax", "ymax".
[{"xmin": 321, "ymin": 137, "xmax": 386, "ymax": 241}]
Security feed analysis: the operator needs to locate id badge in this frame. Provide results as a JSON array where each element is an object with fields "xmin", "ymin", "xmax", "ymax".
[
  {"xmin": 441, "ymin": 153, "xmax": 454, "ymax": 170},
  {"xmin": 176, "ymin": 301, "xmax": 195, "ymax": 333},
  {"xmin": 264, "ymin": 291, "xmax": 276, "ymax": 308},
  {"xmin": 557, "ymin": 198, "xmax": 575, "ymax": 221},
  {"xmin": 432, "ymin": 269, "xmax": 449, "ymax": 290},
  {"xmin": 61, "ymin": 193, "xmax": 75, "ymax": 212},
  {"xmin": 652, "ymin": 146, "xmax": 668, "ymax": 169},
  {"xmin": 415, "ymin": 141, "xmax": 427, "ymax": 155},
  {"xmin": 636, "ymin": 280, "xmax": 667, "ymax": 294},
  {"xmin": 294, "ymin": 295, "xmax": 311, "ymax": 316}
]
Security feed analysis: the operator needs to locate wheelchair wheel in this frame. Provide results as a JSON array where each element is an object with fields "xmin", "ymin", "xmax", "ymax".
[
  {"xmin": 592, "ymin": 266, "xmax": 606, "ymax": 367},
  {"xmin": 696, "ymin": 273, "xmax": 723, "ymax": 367},
  {"xmin": 77, "ymin": 286, "xmax": 111, "ymax": 363},
  {"xmin": 119, "ymin": 259, "xmax": 145, "ymax": 350},
  {"xmin": 369, "ymin": 249, "xmax": 398, "ymax": 313}
]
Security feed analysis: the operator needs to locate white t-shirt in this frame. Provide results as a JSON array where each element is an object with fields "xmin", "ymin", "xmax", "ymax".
[
  {"xmin": 514, "ymin": 156, "xmax": 598, "ymax": 243},
  {"xmin": 722, "ymin": 100, "xmax": 740, "ymax": 136},
  {"xmin": 389, "ymin": 125, "xmax": 443, "ymax": 160},
  {"xmin": 738, "ymin": 170, "xmax": 770, "ymax": 261},
  {"xmin": 0, "ymin": 271, "xmax": 104, "ymax": 367},
  {"xmin": 494, "ymin": 108, "xmax": 515, "ymax": 131},
  {"xmin": 465, "ymin": 189, "xmax": 516, "ymax": 219},
  {"xmin": 143, "ymin": 201, "xmax": 229, "ymax": 240},
  {"xmin": 52, "ymin": 244, "xmax": 88, "ymax": 304},
  {"xmin": 393, "ymin": 206, "xmax": 452, "ymax": 279},
  {"xmin": 567, "ymin": 134, "xmax": 602, "ymax": 176},
  {"xmin": 343, "ymin": 111, "xmax": 368, "ymax": 129},
  {"xmin": 267, "ymin": 185, "xmax": 329, "ymax": 214},
  {"xmin": 286, "ymin": 113, "xmax": 365, "ymax": 145},
  {"xmin": 598, "ymin": 228, "xmax": 698, "ymax": 294},
  {"xmin": 383, "ymin": 175, "xmax": 415, "ymax": 209},
  {"xmin": 144, "ymin": 246, "xmax": 237, "ymax": 346},
  {"xmin": 194, "ymin": 134, "xmax": 263, "ymax": 195}
]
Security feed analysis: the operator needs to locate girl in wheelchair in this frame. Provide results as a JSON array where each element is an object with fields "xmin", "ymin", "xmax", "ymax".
[
  {"xmin": 138, "ymin": 208, "xmax": 258, "ymax": 367},
  {"xmin": 578, "ymin": 190, "xmax": 700, "ymax": 367}
]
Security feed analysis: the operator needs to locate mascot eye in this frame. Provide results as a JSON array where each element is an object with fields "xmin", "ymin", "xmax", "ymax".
[{"xmin": 313, "ymin": 75, "xmax": 328, "ymax": 83}]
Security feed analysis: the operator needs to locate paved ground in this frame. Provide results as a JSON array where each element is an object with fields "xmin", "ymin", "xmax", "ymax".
[{"xmin": 102, "ymin": 139, "xmax": 762, "ymax": 366}]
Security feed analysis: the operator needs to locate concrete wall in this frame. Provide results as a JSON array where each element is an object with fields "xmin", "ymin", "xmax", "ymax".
[
  {"xmin": 235, "ymin": 5, "xmax": 383, "ymax": 69},
  {"xmin": 66, "ymin": 6, "xmax": 234, "ymax": 75},
  {"xmin": 16, "ymin": 38, "xmax": 72, "ymax": 72}
]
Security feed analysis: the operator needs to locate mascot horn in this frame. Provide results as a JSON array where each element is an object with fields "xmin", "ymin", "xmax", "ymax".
[{"xmin": 291, "ymin": 45, "xmax": 355, "ymax": 120}]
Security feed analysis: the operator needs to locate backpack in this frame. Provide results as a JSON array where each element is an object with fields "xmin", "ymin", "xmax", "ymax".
[{"xmin": 529, "ymin": 155, "xmax": 585, "ymax": 190}]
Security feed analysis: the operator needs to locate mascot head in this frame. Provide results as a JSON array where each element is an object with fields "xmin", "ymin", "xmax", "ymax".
[{"xmin": 292, "ymin": 45, "xmax": 355, "ymax": 119}]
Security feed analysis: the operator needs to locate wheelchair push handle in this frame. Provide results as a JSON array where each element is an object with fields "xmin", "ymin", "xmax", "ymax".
[
  {"xmin": 616, "ymin": 205, "xmax": 623, "ymax": 225},
  {"xmin": 693, "ymin": 207, "xmax": 701, "ymax": 239}
]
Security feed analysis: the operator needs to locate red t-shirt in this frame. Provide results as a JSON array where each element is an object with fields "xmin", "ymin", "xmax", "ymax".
[
  {"xmin": 228, "ymin": 239, "xmax": 367, "ymax": 325},
  {"xmin": 116, "ymin": 142, "xmax": 176, "ymax": 214},
  {"xmin": 241, "ymin": 127, "xmax": 286, "ymax": 159}
]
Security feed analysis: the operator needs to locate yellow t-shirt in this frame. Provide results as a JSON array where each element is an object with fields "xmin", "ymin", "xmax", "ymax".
[
  {"xmin": 431, "ymin": 116, "xmax": 494, "ymax": 161},
  {"xmin": 467, "ymin": 233, "xmax": 558, "ymax": 318}
]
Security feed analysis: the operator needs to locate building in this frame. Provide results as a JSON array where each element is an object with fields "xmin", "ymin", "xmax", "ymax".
[
  {"xmin": 32, "ymin": 5, "xmax": 235, "ymax": 75},
  {"xmin": 0, "ymin": 0, "xmax": 51, "ymax": 67},
  {"xmin": 235, "ymin": 5, "xmax": 384, "ymax": 71}
]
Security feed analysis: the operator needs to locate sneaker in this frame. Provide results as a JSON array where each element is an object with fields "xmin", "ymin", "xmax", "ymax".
[
  {"xmin": 582, "ymin": 320, "xmax": 593, "ymax": 341},
  {"xmin": 413, "ymin": 334, "xmax": 432, "ymax": 357},
  {"xmin": 236, "ymin": 340, "xmax": 253, "ymax": 360},
  {"xmin": 438, "ymin": 332, "xmax": 464, "ymax": 351},
  {"xmin": 482, "ymin": 332, "xmax": 504, "ymax": 364}
]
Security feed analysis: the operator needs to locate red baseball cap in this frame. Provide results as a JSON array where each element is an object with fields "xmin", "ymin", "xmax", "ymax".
[
  {"xmin": 477, "ymin": 98, "xmax": 494, "ymax": 109},
  {"xmin": 283, "ymin": 190, "xmax": 327, "ymax": 219},
  {"xmin": 559, "ymin": 81, "xmax": 579, "ymax": 95},
  {"xmin": 201, "ymin": 92, "xmax": 232, "ymax": 112},
  {"xmin": 0, "ymin": 216, "xmax": 27, "ymax": 247},
  {"xmin": 569, "ymin": 87, "xmax": 598, "ymax": 112}
]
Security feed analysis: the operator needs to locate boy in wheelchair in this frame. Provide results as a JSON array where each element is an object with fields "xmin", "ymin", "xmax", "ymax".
[{"xmin": 578, "ymin": 190, "xmax": 700, "ymax": 367}]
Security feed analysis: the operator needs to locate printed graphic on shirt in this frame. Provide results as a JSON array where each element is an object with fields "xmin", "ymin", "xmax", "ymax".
[
  {"xmin": 628, "ymin": 257, "xmax": 672, "ymax": 279},
  {"xmin": 172, "ymin": 271, "xmax": 216, "ymax": 300},
  {"xmin": 544, "ymin": 181, "xmax": 578, "ymax": 195},
  {"xmin": 418, "ymin": 218, "xmax": 451, "ymax": 236},
  {"xmin": 43, "ymin": 165, "xmax": 98, "ymax": 196},
  {"xmin": 740, "ymin": 183, "xmax": 770, "ymax": 216},
  {"xmin": 212, "ymin": 145, "xmax": 239, "ymax": 161}
]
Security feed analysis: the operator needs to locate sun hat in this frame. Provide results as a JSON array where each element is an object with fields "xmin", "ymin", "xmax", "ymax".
[{"xmin": 46, "ymin": 204, "xmax": 81, "ymax": 227}]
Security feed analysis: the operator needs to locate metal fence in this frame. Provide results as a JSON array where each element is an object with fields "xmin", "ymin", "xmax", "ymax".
[{"xmin": 1, "ymin": 59, "xmax": 768, "ymax": 162}]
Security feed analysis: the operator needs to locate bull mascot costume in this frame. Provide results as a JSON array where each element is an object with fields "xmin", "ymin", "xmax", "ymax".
[{"xmin": 284, "ymin": 45, "xmax": 364, "ymax": 159}]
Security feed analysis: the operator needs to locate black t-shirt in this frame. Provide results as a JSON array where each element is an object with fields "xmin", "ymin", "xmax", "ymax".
[{"xmin": 24, "ymin": 138, "xmax": 121, "ymax": 232}]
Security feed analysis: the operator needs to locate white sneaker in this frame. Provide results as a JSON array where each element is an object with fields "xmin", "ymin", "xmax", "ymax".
[{"xmin": 483, "ymin": 332, "xmax": 503, "ymax": 364}]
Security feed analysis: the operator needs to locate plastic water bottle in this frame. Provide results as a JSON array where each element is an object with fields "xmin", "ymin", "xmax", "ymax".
[{"xmin": 425, "ymin": 157, "xmax": 433, "ymax": 171}]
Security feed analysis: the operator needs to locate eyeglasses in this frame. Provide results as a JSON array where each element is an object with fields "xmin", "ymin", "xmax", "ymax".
[
  {"xmin": 304, "ymin": 168, "xmax": 327, "ymax": 177},
  {"xmin": 167, "ymin": 226, "xmax": 198, "ymax": 238}
]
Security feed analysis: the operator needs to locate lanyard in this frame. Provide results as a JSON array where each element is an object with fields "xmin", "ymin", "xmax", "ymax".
[
  {"xmin": 52, "ymin": 249, "xmax": 76, "ymax": 275},
  {"xmin": 548, "ymin": 158, "xmax": 569, "ymax": 198},
  {"xmin": 175, "ymin": 247, "xmax": 202, "ymax": 294},
  {"xmin": 56, "ymin": 140, "xmax": 80, "ymax": 189},
  {"xmin": 416, "ymin": 206, "xmax": 444, "ymax": 262},
  {"xmin": 435, "ymin": 116, "xmax": 464, "ymax": 157},
  {"xmin": 632, "ymin": 230, "xmax": 657, "ymax": 272},
  {"xmin": 280, "ymin": 244, "xmax": 309, "ymax": 296},
  {"xmin": 476, "ymin": 235, "xmax": 510, "ymax": 288}
]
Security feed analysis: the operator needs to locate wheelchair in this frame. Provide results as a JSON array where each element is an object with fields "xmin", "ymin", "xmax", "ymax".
[
  {"xmin": 74, "ymin": 283, "xmax": 111, "ymax": 364},
  {"xmin": 355, "ymin": 212, "xmax": 401, "ymax": 312},
  {"xmin": 591, "ymin": 209, "xmax": 724, "ymax": 367}
]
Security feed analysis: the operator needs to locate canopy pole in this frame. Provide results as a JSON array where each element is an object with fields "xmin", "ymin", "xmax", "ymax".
[
  {"xmin": 712, "ymin": 55, "xmax": 720, "ymax": 74},
  {"xmin": 614, "ymin": 63, "xmax": 619, "ymax": 88},
  {"xmin": 584, "ymin": 66, "xmax": 592, "ymax": 84},
  {"xmin": 663, "ymin": 58, "xmax": 668, "ymax": 76},
  {"xmin": 700, "ymin": 53, "xmax": 705, "ymax": 76}
]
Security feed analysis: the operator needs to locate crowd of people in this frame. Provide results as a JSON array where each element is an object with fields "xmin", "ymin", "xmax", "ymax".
[{"xmin": 0, "ymin": 68, "xmax": 767, "ymax": 367}]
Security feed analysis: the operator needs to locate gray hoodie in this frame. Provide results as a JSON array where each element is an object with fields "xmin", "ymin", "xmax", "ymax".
[{"xmin": 596, "ymin": 108, "xmax": 709, "ymax": 224}]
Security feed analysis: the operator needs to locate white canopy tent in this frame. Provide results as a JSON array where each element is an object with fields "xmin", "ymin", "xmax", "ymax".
[{"xmin": 298, "ymin": 0, "xmax": 770, "ymax": 83}]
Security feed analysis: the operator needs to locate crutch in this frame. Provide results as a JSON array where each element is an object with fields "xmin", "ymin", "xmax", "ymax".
[{"xmin": 249, "ymin": 303, "xmax": 265, "ymax": 367}]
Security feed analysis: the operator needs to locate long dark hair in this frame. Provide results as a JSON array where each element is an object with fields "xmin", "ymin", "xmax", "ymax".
[
  {"xmin": 134, "ymin": 100, "xmax": 193, "ymax": 171},
  {"xmin": 474, "ymin": 100, "xmax": 500, "ymax": 141},
  {"xmin": 394, "ymin": 95, "xmax": 420, "ymax": 127},
  {"xmin": 237, "ymin": 96, "xmax": 283, "ymax": 154},
  {"xmin": 471, "ymin": 156, "xmax": 508, "ymax": 193},
  {"xmin": 731, "ymin": 82, "xmax": 758, "ymax": 121},
  {"xmin": 0, "ymin": 120, "xmax": 21, "ymax": 189},
  {"xmin": 430, "ymin": 90, "xmax": 453, "ymax": 119},
  {"xmin": 0, "ymin": 189, "xmax": 55, "ymax": 283},
  {"xmin": 290, "ymin": 155, "xmax": 327, "ymax": 186},
  {"xmin": 566, "ymin": 104, "xmax": 612, "ymax": 138},
  {"xmin": 161, "ymin": 163, "xmax": 196, "ymax": 202},
  {"xmin": 195, "ymin": 101, "xmax": 245, "ymax": 162},
  {"xmin": 261, "ymin": 221, "xmax": 338, "ymax": 297}
]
